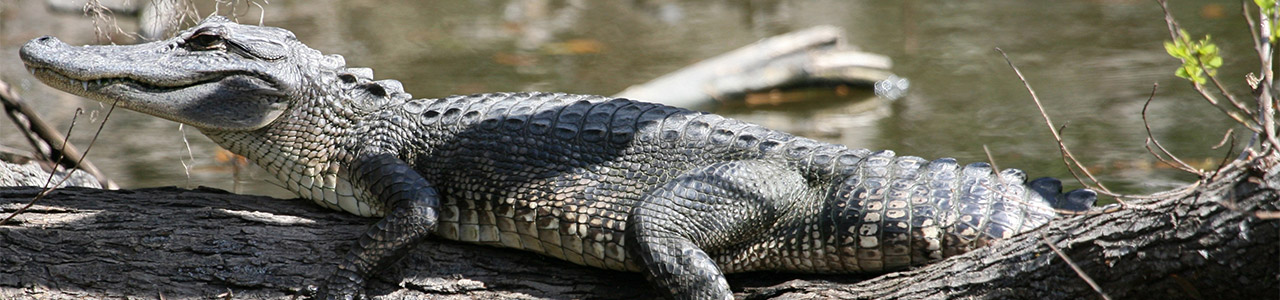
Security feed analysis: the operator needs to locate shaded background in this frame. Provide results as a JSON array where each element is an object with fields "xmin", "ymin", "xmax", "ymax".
[{"xmin": 0, "ymin": 0, "xmax": 1252, "ymax": 199}]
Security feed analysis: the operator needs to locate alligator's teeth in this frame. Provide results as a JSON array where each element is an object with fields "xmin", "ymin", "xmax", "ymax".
[{"xmin": 82, "ymin": 81, "xmax": 87, "ymax": 90}]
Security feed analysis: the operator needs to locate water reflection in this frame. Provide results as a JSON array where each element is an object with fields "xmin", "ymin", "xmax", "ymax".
[{"xmin": 0, "ymin": 0, "xmax": 1246, "ymax": 198}]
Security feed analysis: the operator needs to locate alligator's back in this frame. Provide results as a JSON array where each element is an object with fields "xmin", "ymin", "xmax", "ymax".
[{"xmin": 361, "ymin": 92, "xmax": 1062, "ymax": 274}]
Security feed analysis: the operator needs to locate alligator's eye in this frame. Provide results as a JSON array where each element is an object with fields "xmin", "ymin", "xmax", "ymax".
[{"xmin": 187, "ymin": 32, "xmax": 225, "ymax": 50}]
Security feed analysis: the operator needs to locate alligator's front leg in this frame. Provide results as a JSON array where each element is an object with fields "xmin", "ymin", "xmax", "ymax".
[{"xmin": 317, "ymin": 153, "xmax": 441, "ymax": 300}]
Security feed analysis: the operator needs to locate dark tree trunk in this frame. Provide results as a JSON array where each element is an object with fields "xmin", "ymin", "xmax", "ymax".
[{"xmin": 2, "ymin": 155, "xmax": 1277, "ymax": 299}]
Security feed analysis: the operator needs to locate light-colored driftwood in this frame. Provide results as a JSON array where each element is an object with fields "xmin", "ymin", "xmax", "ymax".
[{"xmin": 614, "ymin": 26, "xmax": 901, "ymax": 110}]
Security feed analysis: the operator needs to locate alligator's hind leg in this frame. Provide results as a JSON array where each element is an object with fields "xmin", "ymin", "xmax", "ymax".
[
  {"xmin": 317, "ymin": 153, "xmax": 441, "ymax": 300},
  {"xmin": 627, "ymin": 160, "xmax": 808, "ymax": 300}
]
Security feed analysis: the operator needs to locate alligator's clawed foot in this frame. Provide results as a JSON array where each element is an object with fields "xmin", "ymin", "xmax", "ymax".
[
  {"xmin": 307, "ymin": 287, "xmax": 367, "ymax": 300},
  {"xmin": 302, "ymin": 285, "xmax": 320, "ymax": 299},
  {"xmin": 1029, "ymin": 177, "xmax": 1098, "ymax": 212},
  {"xmin": 308, "ymin": 272, "xmax": 367, "ymax": 300}
]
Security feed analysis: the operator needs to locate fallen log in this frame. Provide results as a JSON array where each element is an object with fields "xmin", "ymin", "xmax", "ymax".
[
  {"xmin": 1, "ymin": 152, "xmax": 1275, "ymax": 299},
  {"xmin": 0, "ymin": 186, "xmax": 652, "ymax": 299}
]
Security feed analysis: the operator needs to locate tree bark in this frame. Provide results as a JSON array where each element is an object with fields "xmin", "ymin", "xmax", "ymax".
[{"xmin": 1, "ymin": 154, "xmax": 1277, "ymax": 299}]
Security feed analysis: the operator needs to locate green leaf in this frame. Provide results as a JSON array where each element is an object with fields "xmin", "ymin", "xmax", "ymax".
[
  {"xmin": 1164, "ymin": 41, "xmax": 1180, "ymax": 57},
  {"xmin": 1207, "ymin": 56, "xmax": 1223, "ymax": 68},
  {"xmin": 1259, "ymin": 0, "xmax": 1277, "ymax": 14},
  {"xmin": 1272, "ymin": 24, "xmax": 1280, "ymax": 43}
]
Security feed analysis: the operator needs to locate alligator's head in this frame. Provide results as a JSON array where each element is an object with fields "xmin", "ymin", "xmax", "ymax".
[{"xmin": 19, "ymin": 16, "xmax": 407, "ymax": 132}]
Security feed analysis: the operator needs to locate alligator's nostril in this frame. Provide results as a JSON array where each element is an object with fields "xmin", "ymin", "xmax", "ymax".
[{"xmin": 35, "ymin": 36, "xmax": 59, "ymax": 45}]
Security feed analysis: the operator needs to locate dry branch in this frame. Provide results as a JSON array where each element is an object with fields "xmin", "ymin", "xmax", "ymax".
[{"xmin": 1, "ymin": 152, "xmax": 1276, "ymax": 299}]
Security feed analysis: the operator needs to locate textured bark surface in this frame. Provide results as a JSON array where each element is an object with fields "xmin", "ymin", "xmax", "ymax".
[{"xmin": 1, "ymin": 156, "xmax": 1277, "ymax": 299}]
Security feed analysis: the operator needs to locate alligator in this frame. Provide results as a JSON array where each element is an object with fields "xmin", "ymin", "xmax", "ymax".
[{"xmin": 19, "ymin": 17, "xmax": 1096, "ymax": 299}]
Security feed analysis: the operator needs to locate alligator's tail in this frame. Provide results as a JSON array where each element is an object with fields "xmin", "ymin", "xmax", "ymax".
[
  {"xmin": 821, "ymin": 152, "xmax": 1097, "ymax": 272},
  {"xmin": 923, "ymin": 160, "xmax": 1097, "ymax": 259},
  {"xmin": 1029, "ymin": 177, "xmax": 1099, "ymax": 212}
]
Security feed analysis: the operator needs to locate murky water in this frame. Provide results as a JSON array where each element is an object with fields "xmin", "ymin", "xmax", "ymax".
[{"xmin": 0, "ymin": 0, "xmax": 1252, "ymax": 199}]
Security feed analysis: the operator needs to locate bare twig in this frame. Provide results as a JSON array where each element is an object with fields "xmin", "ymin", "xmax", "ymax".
[
  {"xmin": 1246, "ymin": 1, "xmax": 1262, "ymax": 52},
  {"xmin": 2, "ymin": 108, "xmax": 84, "ymax": 225},
  {"xmin": 251, "ymin": 1, "xmax": 267, "ymax": 26},
  {"xmin": 1256, "ymin": 1, "xmax": 1280, "ymax": 151},
  {"xmin": 0, "ymin": 80, "xmax": 115, "ymax": 189},
  {"xmin": 1214, "ymin": 128, "xmax": 1237, "ymax": 149},
  {"xmin": 1, "ymin": 101, "xmax": 119, "ymax": 225},
  {"xmin": 995, "ymin": 48, "xmax": 1122, "ymax": 202},
  {"xmin": 210, "ymin": 0, "xmax": 270, "ymax": 23},
  {"xmin": 1215, "ymin": 132, "xmax": 1239, "ymax": 177},
  {"xmin": 84, "ymin": 0, "xmax": 140, "ymax": 43},
  {"xmin": 1044, "ymin": 237, "xmax": 1111, "ymax": 300},
  {"xmin": 982, "ymin": 144, "xmax": 1001, "ymax": 175},
  {"xmin": 1192, "ymin": 82, "xmax": 1259, "ymax": 130},
  {"xmin": 1202, "ymin": 129, "xmax": 1244, "ymax": 185},
  {"xmin": 1199, "ymin": 59, "xmax": 1253, "ymax": 115},
  {"xmin": 1239, "ymin": 0, "xmax": 1280, "ymax": 151},
  {"xmin": 178, "ymin": 124, "xmax": 195, "ymax": 188},
  {"xmin": 1140, "ymin": 83, "xmax": 1204, "ymax": 175}
]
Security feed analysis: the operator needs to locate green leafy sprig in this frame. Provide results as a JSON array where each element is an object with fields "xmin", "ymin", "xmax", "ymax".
[{"xmin": 1164, "ymin": 29, "xmax": 1222, "ymax": 85}]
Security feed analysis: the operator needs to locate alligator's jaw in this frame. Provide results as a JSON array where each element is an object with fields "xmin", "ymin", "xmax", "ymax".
[
  {"xmin": 25, "ymin": 64, "xmax": 286, "ymax": 130},
  {"xmin": 26, "ymin": 60, "xmax": 261, "ymax": 95},
  {"xmin": 20, "ymin": 34, "xmax": 289, "ymax": 131}
]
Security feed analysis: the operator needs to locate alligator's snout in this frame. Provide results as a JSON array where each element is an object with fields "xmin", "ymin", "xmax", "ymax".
[
  {"xmin": 19, "ymin": 35, "xmax": 67, "ymax": 68},
  {"xmin": 20, "ymin": 32, "xmax": 295, "ymax": 132},
  {"xmin": 21, "ymin": 35, "xmax": 67, "ymax": 54}
]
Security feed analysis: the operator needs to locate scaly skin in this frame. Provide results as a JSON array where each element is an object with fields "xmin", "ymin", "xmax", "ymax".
[{"xmin": 20, "ymin": 17, "xmax": 1095, "ymax": 299}]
